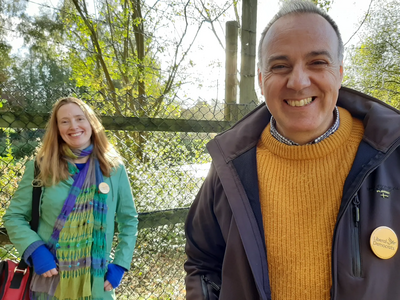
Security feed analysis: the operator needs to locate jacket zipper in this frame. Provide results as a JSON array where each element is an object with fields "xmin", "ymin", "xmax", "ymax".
[
  {"xmin": 352, "ymin": 194, "xmax": 361, "ymax": 277},
  {"xmin": 331, "ymin": 137, "xmax": 400, "ymax": 299},
  {"xmin": 331, "ymin": 167, "xmax": 376, "ymax": 300},
  {"xmin": 201, "ymin": 275, "xmax": 221, "ymax": 299}
]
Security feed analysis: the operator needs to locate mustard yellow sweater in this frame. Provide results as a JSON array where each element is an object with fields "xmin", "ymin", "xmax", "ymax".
[{"xmin": 257, "ymin": 107, "xmax": 364, "ymax": 300}]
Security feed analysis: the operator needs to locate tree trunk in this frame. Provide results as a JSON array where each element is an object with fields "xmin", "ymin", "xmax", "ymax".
[
  {"xmin": 225, "ymin": 21, "xmax": 238, "ymax": 121},
  {"xmin": 239, "ymin": 0, "xmax": 258, "ymax": 117}
]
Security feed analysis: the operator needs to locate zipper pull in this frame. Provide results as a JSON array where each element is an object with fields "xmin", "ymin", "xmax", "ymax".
[
  {"xmin": 202, "ymin": 275, "xmax": 221, "ymax": 291},
  {"xmin": 353, "ymin": 195, "xmax": 360, "ymax": 227}
]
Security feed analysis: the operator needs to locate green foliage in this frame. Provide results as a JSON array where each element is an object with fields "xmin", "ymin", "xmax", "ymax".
[
  {"xmin": 6, "ymin": 11, "xmax": 79, "ymax": 111},
  {"xmin": 0, "ymin": 0, "xmax": 233, "ymax": 297},
  {"xmin": 344, "ymin": 0, "xmax": 400, "ymax": 109},
  {"xmin": 0, "ymin": 129, "xmax": 29, "ymax": 225},
  {"xmin": 0, "ymin": 42, "xmax": 12, "ymax": 86},
  {"xmin": 127, "ymin": 224, "xmax": 186, "ymax": 299},
  {"xmin": 0, "ymin": 244, "xmax": 20, "ymax": 260},
  {"xmin": 109, "ymin": 129, "xmax": 210, "ymax": 212},
  {"xmin": 0, "ymin": 129, "xmax": 44, "ymax": 159},
  {"xmin": 279, "ymin": 0, "xmax": 333, "ymax": 11},
  {"xmin": 59, "ymin": 0, "xmax": 166, "ymax": 116},
  {"xmin": 0, "ymin": 99, "xmax": 7, "ymax": 108},
  {"xmin": 311, "ymin": 0, "xmax": 333, "ymax": 11}
]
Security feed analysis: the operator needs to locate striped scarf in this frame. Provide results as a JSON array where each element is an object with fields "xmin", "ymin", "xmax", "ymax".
[{"xmin": 31, "ymin": 145, "xmax": 108, "ymax": 300}]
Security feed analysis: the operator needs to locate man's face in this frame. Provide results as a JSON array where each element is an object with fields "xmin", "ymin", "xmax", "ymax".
[{"xmin": 258, "ymin": 13, "xmax": 343, "ymax": 145}]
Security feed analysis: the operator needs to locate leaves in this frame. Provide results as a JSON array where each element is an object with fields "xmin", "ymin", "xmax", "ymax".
[{"xmin": 344, "ymin": 0, "xmax": 400, "ymax": 109}]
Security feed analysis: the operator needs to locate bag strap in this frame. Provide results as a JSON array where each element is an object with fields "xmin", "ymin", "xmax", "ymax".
[
  {"xmin": 13, "ymin": 160, "xmax": 42, "ymax": 273},
  {"xmin": 0, "ymin": 261, "xmax": 9, "ymax": 298},
  {"xmin": 29, "ymin": 159, "xmax": 41, "ymax": 232}
]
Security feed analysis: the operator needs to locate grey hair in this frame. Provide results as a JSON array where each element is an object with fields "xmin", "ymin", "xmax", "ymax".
[{"xmin": 257, "ymin": 0, "xmax": 344, "ymax": 67}]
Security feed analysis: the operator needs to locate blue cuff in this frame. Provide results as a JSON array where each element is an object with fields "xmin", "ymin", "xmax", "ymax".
[
  {"xmin": 106, "ymin": 263, "xmax": 126, "ymax": 289},
  {"xmin": 23, "ymin": 240, "xmax": 46, "ymax": 267},
  {"xmin": 30, "ymin": 245, "xmax": 57, "ymax": 275}
]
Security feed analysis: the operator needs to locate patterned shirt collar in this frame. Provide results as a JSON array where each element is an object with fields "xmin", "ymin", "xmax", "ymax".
[{"xmin": 269, "ymin": 106, "xmax": 340, "ymax": 146}]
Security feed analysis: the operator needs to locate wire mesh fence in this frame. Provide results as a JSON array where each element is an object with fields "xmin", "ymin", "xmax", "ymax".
[{"xmin": 0, "ymin": 89, "xmax": 259, "ymax": 299}]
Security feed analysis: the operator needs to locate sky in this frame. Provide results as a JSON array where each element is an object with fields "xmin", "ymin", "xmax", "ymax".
[
  {"xmin": 8, "ymin": 0, "xmax": 374, "ymax": 103},
  {"xmin": 177, "ymin": 0, "xmax": 373, "ymax": 103}
]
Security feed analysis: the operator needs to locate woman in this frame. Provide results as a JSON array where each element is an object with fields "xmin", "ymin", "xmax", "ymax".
[{"xmin": 4, "ymin": 97, "xmax": 138, "ymax": 300}]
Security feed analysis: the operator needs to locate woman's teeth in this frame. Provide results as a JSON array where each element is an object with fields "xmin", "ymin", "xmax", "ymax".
[
  {"xmin": 71, "ymin": 132, "xmax": 82, "ymax": 137},
  {"xmin": 286, "ymin": 97, "xmax": 313, "ymax": 107}
]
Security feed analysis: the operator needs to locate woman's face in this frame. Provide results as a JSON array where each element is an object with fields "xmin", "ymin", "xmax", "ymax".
[{"xmin": 57, "ymin": 103, "xmax": 93, "ymax": 149}]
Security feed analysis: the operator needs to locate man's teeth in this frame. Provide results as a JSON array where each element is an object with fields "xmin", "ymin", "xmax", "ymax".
[
  {"xmin": 286, "ymin": 97, "xmax": 313, "ymax": 107},
  {"xmin": 71, "ymin": 132, "xmax": 82, "ymax": 137}
]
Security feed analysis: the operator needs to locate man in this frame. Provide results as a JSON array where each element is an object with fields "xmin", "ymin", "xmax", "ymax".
[{"xmin": 184, "ymin": 0, "xmax": 400, "ymax": 299}]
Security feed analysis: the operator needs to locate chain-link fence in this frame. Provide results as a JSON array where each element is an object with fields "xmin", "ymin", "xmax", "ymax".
[{"xmin": 0, "ymin": 89, "xmax": 259, "ymax": 299}]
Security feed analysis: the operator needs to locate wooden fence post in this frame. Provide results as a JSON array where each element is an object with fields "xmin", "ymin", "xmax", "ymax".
[
  {"xmin": 225, "ymin": 21, "xmax": 238, "ymax": 122},
  {"xmin": 239, "ymin": 0, "xmax": 258, "ymax": 117}
]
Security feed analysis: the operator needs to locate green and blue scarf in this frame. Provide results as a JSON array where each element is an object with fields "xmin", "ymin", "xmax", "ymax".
[{"xmin": 31, "ymin": 144, "xmax": 108, "ymax": 300}]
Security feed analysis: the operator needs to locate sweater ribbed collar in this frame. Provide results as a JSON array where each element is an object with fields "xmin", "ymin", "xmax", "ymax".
[
  {"xmin": 259, "ymin": 107, "xmax": 354, "ymax": 160},
  {"xmin": 270, "ymin": 107, "xmax": 340, "ymax": 146}
]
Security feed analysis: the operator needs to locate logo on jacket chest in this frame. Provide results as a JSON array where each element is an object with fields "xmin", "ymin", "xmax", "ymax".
[
  {"xmin": 368, "ymin": 185, "xmax": 400, "ymax": 199},
  {"xmin": 376, "ymin": 190, "xmax": 390, "ymax": 198}
]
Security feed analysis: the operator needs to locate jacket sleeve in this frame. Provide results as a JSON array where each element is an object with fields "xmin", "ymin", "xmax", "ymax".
[
  {"xmin": 184, "ymin": 163, "xmax": 226, "ymax": 299},
  {"xmin": 112, "ymin": 164, "xmax": 139, "ymax": 270},
  {"xmin": 3, "ymin": 160, "xmax": 43, "ymax": 256}
]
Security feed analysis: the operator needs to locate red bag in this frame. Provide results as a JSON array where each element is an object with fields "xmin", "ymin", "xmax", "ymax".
[
  {"xmin": 0, "ymin": 259, "xmax": 31, "ymax": 300},
  {"xmin": 0, "ymin": 160, "xmax": 41, "ymax": 300}
]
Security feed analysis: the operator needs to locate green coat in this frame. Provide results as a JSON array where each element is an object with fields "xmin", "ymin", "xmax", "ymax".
[{"xmin": 4, "ymin": 160, "xmax": 138, "ymax": 299}]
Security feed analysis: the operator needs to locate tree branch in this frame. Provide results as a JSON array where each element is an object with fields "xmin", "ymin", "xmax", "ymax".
[
  {"xmin": 344, "ymin": 0, "xmax": 374, "ymax": 47},
  {"xmin": 71, "ymin": 0, "xmax": 122, "ymax": 114}
]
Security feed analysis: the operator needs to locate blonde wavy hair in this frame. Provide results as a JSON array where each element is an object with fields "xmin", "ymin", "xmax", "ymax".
[{"xmin": 36, "ymin": 97, "xmax": 121, "ymax": 186}]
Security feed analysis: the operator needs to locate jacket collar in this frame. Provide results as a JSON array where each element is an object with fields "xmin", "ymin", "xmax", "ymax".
[
  {"xmin": 337, "ymin": 87, "xmax": 400, "ymax": 152},
  {"xmin": 209, "ymin": 86, "xmax": 400, "ymax": 162}
]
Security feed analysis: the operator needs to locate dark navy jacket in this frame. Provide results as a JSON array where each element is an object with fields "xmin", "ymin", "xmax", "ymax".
[{"xmin": 185, "ymin": 87, "xmax": 400, "ymax": 300}]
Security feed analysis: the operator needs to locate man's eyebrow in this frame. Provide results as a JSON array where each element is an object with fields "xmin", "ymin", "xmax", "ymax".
[
  {"xmin": 265, "ymin": 51, "xmax": 334, "ymax": 66},
  {"xmin": 307, "ymin": 50, "xmax": 333, "ymax": 60},
  {"xmin": 266, "ymin": 55, "xmax": 289, "ymax": 66}
]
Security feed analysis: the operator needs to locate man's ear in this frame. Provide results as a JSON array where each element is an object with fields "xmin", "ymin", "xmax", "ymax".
[
  {"xmin": 339, "ymin": 62, "xmax": 344, "ymax": 81},
  {"xmin": 336, "ymin": 62, "xmax": 344, "ymax": 90},
  {"xmin": 257, "ymin": 67, "xmax": 264, "ymax": 96}
]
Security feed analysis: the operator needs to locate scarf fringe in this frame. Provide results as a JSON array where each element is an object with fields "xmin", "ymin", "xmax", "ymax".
[{"xmin": 31, "ymin": 292, "xmax": 94, "ymax": 300}]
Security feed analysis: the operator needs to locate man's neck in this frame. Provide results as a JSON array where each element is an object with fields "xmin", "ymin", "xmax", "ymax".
[{"xmin": 270, "ymin": 107, "xmax": 340, "ymax": 146}]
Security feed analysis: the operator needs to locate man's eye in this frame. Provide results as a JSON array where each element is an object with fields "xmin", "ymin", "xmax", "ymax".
[
  {"xmin": 271, "ymin": 65, "xmax": 287, "ymax": 69},
  {"xmin": 270, "ymin": 65, "xmax": 289, "ymax": 73},
  {"xmin": 312, "ymin": 60, "xmax": 328, "ymax": 65}
]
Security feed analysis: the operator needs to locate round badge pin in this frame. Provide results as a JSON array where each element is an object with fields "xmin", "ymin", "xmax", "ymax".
[
  {"xmin": 99, "ymin": 182, "xmax": 110, "ymax": 194},
  {"xmin": 370, "ymin": 226, "xmax": 398, "ymax": 259}
]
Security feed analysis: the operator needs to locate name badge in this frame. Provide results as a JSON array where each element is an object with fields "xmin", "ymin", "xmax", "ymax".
[
  {"xmin": 370, "ymin": 226, "xmax": 398, "ymax": 259},
  {"xmin": 99, "ymin": 182, "xmax": 110, "ymax": 194}
]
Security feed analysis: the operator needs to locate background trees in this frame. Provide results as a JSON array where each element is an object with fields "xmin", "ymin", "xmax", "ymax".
[
  {"xmin": 1, "ymin": 0, "xmax": 235, "ymax": 159},
  {"xmin": 344, "ymin": 0, "xmax": 400, "ymax": 109},
  {"xmin": 2, "ymin": 0, "xmax": 400, "ymax": 298},
  {"xmin": 0, "ymin": 0, "xmax": 237, "ymax": 216}
]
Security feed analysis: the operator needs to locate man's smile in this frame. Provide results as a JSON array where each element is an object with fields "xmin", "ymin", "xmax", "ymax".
[{"xmin": 285, "ymin": 97, "xmax": 314, "ymax": 107}]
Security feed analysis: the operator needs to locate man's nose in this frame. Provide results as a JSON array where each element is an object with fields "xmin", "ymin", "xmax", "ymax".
[{"xmin": 286, "ymin": 66, "xmax": 311, "ymax": 91}]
